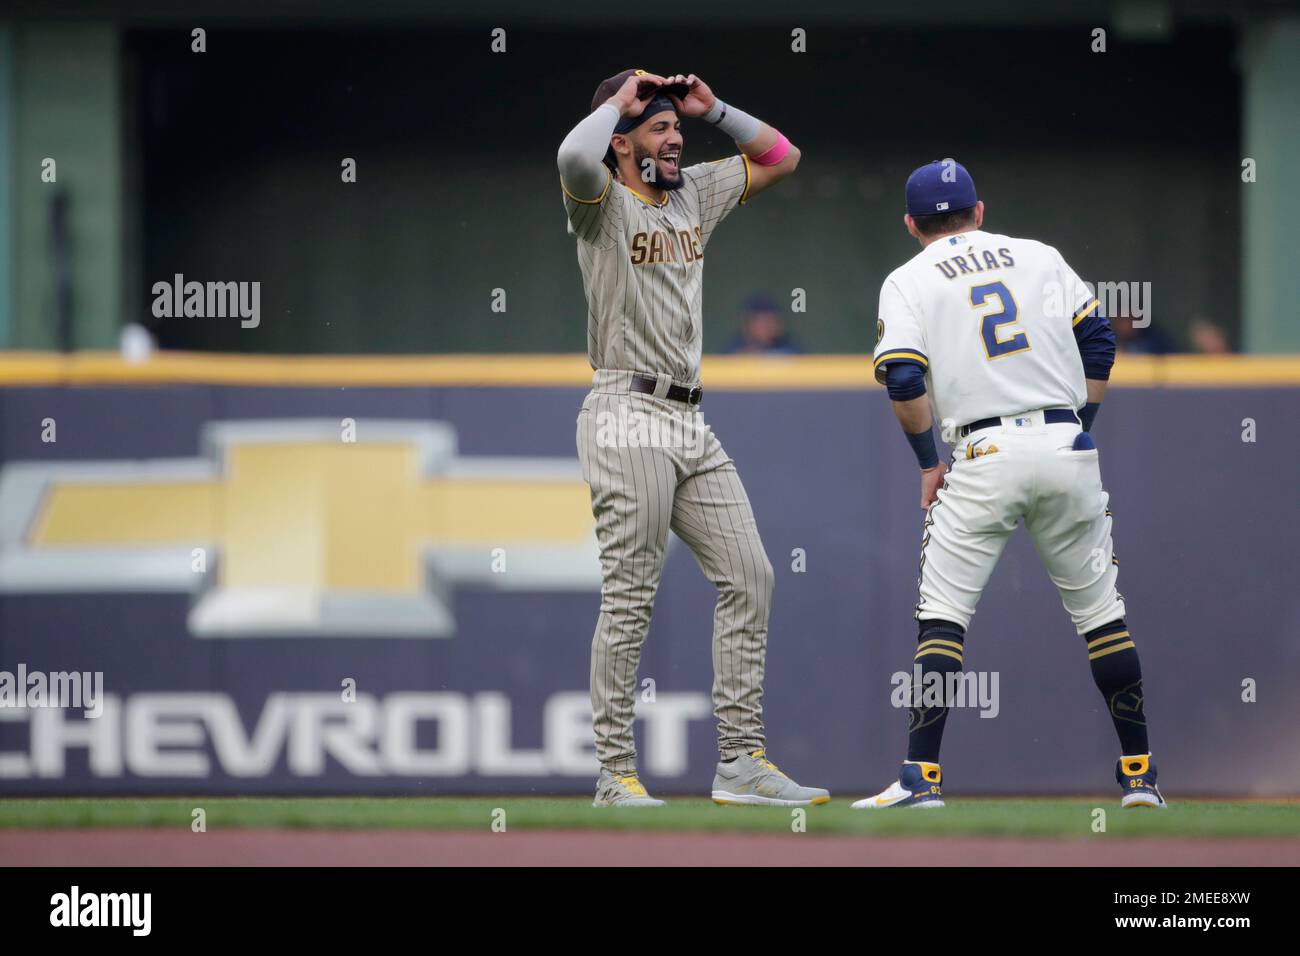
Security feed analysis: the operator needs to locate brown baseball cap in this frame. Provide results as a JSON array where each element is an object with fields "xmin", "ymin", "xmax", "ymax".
[{"xmin": 590, "ymin": 68, "xmax": 689, "ymax": 114}]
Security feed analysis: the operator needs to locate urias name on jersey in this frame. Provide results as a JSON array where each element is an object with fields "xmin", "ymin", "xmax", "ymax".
[{"xmin": 873, "ymin": 229, "xmax": 1100, "ymax": 429}]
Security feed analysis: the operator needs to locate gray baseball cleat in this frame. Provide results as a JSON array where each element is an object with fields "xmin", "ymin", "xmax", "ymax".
[
  {"xmin": 711, "ymin": 750, "xmax": 831, "ymax": 806},
  {"xmin": 592, "ymin": 769, "xmax": 666, "ymax": 808}
]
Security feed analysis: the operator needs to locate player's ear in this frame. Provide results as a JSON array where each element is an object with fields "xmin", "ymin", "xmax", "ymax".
[
  {"xmin": 973, "ymin": 201, "xmax": 985, "ymax": 228},
  {"xmin": 904, "ymin": 214, "xmax": 920, "ymax": 240},
  {"xmin": 611, "ymin": 134, "xmax": 630, "ymax": 158}
]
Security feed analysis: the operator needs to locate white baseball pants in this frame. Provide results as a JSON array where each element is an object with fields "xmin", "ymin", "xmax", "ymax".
[{"xmin": 917, "ymin": 409, "xmax": 1126, "ymax": 635}]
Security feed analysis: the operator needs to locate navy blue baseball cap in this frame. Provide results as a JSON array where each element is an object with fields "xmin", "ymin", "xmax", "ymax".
[{"xmin": 905, "ymin": 160, "xmax": 978, "ymax": 216}]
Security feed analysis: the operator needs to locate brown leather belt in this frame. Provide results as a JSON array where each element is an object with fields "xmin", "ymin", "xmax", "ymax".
[{"xmin": 630, "ymin": 374, "xmax": 703, "ymax": 406}]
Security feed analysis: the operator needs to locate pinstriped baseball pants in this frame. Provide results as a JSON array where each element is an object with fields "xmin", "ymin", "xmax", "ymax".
[{"xmin": 576, "ymin": 384, "xmax": 773, "ymax": 772}]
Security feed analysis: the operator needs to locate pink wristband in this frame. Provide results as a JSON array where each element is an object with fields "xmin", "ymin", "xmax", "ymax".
[{"xmin": 751, "ymin": 132, "xmax": 790, "ymax": 167}]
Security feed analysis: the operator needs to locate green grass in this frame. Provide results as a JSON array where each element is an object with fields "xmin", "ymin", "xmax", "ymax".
[{"xmin": 0, "ymin": 797, "xmax": 1297, "ymax": 838}]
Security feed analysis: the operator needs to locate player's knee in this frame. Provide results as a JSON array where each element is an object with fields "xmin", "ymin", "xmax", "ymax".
[
  {"xmin": 758, "ymin": 553, "xmax": 775, "ymax": 596},
  {"xmin": 917, "ymin": 592, "xmax": 974, "ymax": 633},
  {"xmin": 600, "ymin": 577, "xmax": 659, "ymax": 620},
  {"xmin": 745, "ymin": 554, "xmax": 775, "ymax": 611},
  {"xmin": 603, "ymin": 558, "xmax": 661, "ymax": 596},
  {"xmin": 720, "ymin": 552, "xmax": 774, "ymax": 623},
  {"xmin": 1067, "ymin": 576, "xmax": 1125, "ymax": 632},
  {"xmin": 727, "ymin": 545, "xmax": 774, "ymax": 593}
]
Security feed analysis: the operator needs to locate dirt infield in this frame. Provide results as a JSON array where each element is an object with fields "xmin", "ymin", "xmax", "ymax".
[{"xmin": 3, "ymin": 829, "xmax": 1297, "ymax": 866}]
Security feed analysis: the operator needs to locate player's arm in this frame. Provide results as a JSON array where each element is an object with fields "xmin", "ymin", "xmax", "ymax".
[
  {"xmin": 557, "ymin": 72, "xmax": 667, "ymax": 202},
  {"xmin": 1071, "ymin": 299, "xmax": 1117, "ymax": 432},
  {"xmin": 874, "ymin": 279, "xmax": 943, "ymax": 508},
  {"xmin": 1059, "ymin": 255, "xmax": 1116, "ymax": 431},
  {"xmin": 664, "ymin": 74, "xmax": 800, "ymax": 198},
  {"xmin": 886, "ymin": 370, "xmax": 947, "ymax": 510}
]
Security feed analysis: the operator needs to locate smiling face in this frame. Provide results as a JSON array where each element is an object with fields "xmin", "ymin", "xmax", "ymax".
[{"xmin": 614, "ymin": 109, "xmax": 684, "ymax": 191}]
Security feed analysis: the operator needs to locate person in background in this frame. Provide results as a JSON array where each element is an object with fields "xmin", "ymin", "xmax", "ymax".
[
  {"xmin": 1112, "ymin": 311, "xmax": 1176, "ymax": 355},
  {"xmin": 726, "ymin": 294, "xmax": 803, "ymax": 354},
  {"xmin": 1189, "ymin": 316, "xmax": 1232, "ymax": 354}
]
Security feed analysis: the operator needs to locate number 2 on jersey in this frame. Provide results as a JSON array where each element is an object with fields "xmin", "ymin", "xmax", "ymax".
[{"xmin": 971, "ymin": 280, "xmax": 1030, "ymax": 360}]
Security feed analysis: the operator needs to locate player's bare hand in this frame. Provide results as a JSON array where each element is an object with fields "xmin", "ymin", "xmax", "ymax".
[
  {"xmin": 666, "ymin": 74, "xmax": 716, "ymax": 117},
  {"xmin": 919, "ymin": 462, "xmax": 947, "ymax": 510},
  {"xmin": 608, "ymin": 73, "xmax": 668, "ymax": 117}
]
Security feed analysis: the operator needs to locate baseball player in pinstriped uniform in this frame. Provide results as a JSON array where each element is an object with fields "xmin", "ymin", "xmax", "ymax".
[
  {"xmin": 558, "ymin": 69, "xmax": 829, "ymax": 807},
  {"xmin": 851, "ymin": 161, "xmax": 1166, "ymax": 810}
]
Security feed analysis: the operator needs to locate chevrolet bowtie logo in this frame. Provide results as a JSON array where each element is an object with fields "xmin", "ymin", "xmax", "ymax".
[{"xmin": 0, "ymin": 420, "xmax": 600, "ymax": 637}]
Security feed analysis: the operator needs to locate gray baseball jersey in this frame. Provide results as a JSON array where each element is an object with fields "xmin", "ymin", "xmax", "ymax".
[
  {"xmin": 563, "ymin": 155, "xmax": 751, "ymax": 383},
  {"xmin": 563, "ymin": 156, "xmax": 773, "ymax": 774}
]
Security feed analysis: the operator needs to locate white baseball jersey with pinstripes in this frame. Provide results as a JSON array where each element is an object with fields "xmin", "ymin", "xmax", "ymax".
[{"xmin": 564, "ymin": 155, "xmax": 751, "ymax": 382}]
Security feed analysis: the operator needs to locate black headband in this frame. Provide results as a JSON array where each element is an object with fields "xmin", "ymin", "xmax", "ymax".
[{"xmin": 613, "ymin": 94, "xmax": 678, "ymax": 134}]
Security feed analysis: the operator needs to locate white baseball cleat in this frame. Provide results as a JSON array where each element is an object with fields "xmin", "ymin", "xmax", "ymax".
[{"xmin": 851, "ymin": 760, "xmax": 946, "ymax": 809}]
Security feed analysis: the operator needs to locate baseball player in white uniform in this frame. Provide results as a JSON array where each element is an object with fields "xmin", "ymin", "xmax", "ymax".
[
  {"xmin": 853, "ymin": 160, "xmax": 1166, "ymax": 810},
  {"xmin": 558, "ymin": 69, "xmax": 829, "ymax": 807}
]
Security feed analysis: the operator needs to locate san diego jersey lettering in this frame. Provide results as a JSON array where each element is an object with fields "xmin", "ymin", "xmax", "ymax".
[{"xmin": 562, "ymin": 155, "xmax": 750, "ymax": 383}]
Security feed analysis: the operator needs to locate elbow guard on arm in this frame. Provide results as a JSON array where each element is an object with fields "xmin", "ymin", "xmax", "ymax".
[
  {"xmin": 885, "ymin": 362, "xmax": 927, "ymax": 402},
  {"xmin": 1073, "ymin": 310, "xmax": 1117, "ymax": 382}
]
